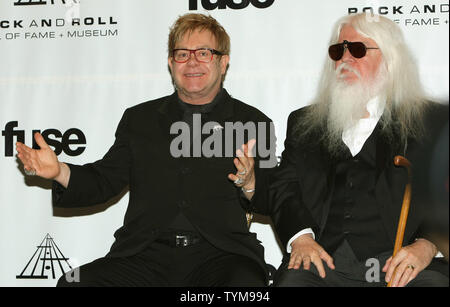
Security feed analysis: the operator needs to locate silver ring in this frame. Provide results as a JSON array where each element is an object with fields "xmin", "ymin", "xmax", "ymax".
[
  {"xmin": 24, "ymin": 169, "xmax": 36, "ymax": 176},
  {"xmin": 234, "ymin": 178, "xmax": 244, "ymax": 185},
  {"xmin": 238, "ymin": 169, "xmax": 247, "ymax": 176}
]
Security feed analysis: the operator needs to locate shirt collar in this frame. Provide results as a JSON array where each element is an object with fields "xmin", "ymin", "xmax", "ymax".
[
  {"xmin": 341, "ymin": 96, "xmax": 386, "ymax": 157},
  {"xmin": 366, "ymin": 96, "xmax": 385, "ymax": 121}
]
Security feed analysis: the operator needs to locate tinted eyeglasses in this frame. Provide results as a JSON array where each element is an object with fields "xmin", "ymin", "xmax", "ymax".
[
  {"xmin": 328, "ymin": 40, "xmax": 379, "ymax": 61},
  {"xmin": 172, "ymin": 48, "xmax": 223, "ymax": 63}
]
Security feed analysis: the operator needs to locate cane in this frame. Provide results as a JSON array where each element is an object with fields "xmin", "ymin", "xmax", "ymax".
[{"xmin": 387, "ymin": 155, "xmax": 412, "ymax": 287}]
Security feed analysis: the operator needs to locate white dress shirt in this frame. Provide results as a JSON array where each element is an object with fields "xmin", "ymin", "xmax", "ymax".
[{"xmin": 342, "ymin": 97, "xmax": 385, "ymax": 157}]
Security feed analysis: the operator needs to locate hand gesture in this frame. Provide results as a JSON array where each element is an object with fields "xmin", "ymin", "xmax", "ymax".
[
  {"xmin": 228, "ymin": 139, "xmax": 256, "ymax": 196},
  {"xmin": 16, "ymin": 132, "xmax": 61, "ymax": 180}
]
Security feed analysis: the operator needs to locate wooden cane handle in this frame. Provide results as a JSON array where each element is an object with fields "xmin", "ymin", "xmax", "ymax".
[{"xmin": 394, "ymin": 156, "xmax": 411, "ymax": 172}]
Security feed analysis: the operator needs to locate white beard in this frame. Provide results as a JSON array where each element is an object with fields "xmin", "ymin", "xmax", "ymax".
[
  {"xmin": 324, "ymin": 63, "xmax": 387, "ymax": 153},
  {"xmin": 327, "ymin": 63, "xmax": 386, "ymax": 138}
]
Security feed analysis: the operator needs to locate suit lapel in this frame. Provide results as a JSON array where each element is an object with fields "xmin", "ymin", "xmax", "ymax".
[
  {"xmin": 375, "ymin": 124, "xmax": 391, "ymax": 181},
  {"xmin": 318, "ymin": 154, "xmax": 336, "ymax": 237},
  {"xmin": 301, "ymin": 136, "xmax": 336, "ymax": 235},
  {"xmin": 157, "ymin": 92, "xmax": 183, "ymax": 124},
  {"xmin": 374, "ymin": 125, "xmax": 406, "ymax": 245},
  {"xmin": 205, "ymin": 89, "xmax": 234, "ymax": 123},
  {"xmin": 153, "ymin": 93, "xmax": 184, "ymax": 169}
]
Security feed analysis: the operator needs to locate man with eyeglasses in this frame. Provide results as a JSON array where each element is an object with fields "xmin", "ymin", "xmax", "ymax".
[
  {"xmin": 16, "ymin": 13, "xmax": 275, "ymax": 286},
  {"xmin": 248, "ymin": 13, "xmax": 449, "ymax": 287}
]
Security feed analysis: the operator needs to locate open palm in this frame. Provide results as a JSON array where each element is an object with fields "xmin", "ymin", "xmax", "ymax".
[{"xmin": 16, "ymin": 132, "xmax": 60, "ymax": 179}]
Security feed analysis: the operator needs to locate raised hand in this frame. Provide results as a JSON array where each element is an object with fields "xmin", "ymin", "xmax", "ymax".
[
  {"xmin": 228, "ymin": 139, "xmax": 256, "ymax": 199},
  {"xmin": 16, "ymin": 132, "xmax": 61, "ymax": 180}
]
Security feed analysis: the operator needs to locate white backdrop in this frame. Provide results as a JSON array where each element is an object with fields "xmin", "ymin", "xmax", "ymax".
[{"xmin": 1, "ymin": 0, "xmax": 448, "ymax": 286}]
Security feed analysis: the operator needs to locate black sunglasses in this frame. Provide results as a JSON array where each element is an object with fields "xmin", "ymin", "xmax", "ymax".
[{"xmin": 328, "ymin": 40, "xmax": 379, "ymax": 61}]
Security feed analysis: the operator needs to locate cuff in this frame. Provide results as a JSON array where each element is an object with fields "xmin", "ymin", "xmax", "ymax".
[{"xmin": 286, "ymin": 228, "xmax": 315, "ymax": 253}]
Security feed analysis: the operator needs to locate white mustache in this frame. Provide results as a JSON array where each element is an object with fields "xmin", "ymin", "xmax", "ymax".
[{"xmin": 336, "ymin": 63, "xmax": 361, "ymax": 79}]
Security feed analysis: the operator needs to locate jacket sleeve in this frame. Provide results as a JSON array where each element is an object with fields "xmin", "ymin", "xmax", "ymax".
[
  {"xmin": 250, "ymin": 110, "xmax": 318, "ymax": 247},
  {"xmin": 52, "ymin": 109, "xmax": 131, "ymax": 208}
]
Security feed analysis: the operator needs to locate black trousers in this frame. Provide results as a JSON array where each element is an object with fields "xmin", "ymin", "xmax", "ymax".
[
  {"xmin": 274, "ymin": 240, "xmax": 449, "ymax": 287},
  {"xmin": 57, "ymin": 238, "xmax": 266, "ymax": 287}
]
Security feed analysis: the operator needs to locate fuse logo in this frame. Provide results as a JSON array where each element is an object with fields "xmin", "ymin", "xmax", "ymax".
[
  {"xmin": 2, "ymin": 121, "xmax": 86, "ymax": 157},
  {"xmin": 189, "ymin": 0, "xmax": 275, "ymax": 10}
]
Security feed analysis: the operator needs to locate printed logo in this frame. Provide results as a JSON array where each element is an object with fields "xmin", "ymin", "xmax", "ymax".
[
  {"xmin": 189, "ymin": 0, "xmax": 275, "ymax": 10},
  {"xmin": 3, "ymin": 0, "xmax": 118, "ymax": 41},
  {"xmin": 348, "ymin": 2, "xmax": 449, "ymax": 27},
  {"xmin": 16, "ymin": 234, "xmax": 74, "ymax": 280},
  {"xmin": 2, "ymin": 121, "xmax": 86, "ymax": 157},
  {"xmin": 14, "ymin": 0, "xmax": 78, "ymax": 6}
]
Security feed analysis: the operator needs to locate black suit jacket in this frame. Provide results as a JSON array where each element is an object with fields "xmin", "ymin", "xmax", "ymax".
[
  {"xmin": 52, "ymin": 89, "xmax": 274, "ymax": 276},
  {"xmin": 252, "ymin": 102, "xmax": 448, "ymax": 266}
]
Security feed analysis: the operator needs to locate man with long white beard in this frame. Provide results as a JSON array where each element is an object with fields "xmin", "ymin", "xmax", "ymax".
[{"xmin": 246, "ymin": 13, "xmax": 449, "ymax": 287}]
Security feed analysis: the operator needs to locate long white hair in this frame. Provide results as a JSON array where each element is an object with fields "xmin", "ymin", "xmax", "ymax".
[{"xmin": 296, "ymin": 13, "xmax": 429, "ymax": 152}]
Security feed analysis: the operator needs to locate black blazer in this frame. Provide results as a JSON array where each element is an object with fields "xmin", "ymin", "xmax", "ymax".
[
  {"xmin": 251, "ymin": 102, "xmax": 448, "ymax": 264},
  {"xmin": 52, "ymin": 90, "xmax": 274, "ymax": 275}
]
